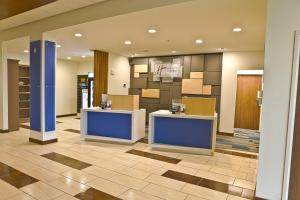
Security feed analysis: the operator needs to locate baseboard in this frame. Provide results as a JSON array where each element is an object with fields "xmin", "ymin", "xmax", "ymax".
[
  {"xmin": 29, "ymin": 138, "xmax": 58, "ymax": 145},
  {"xmin": 0, "ymin": 129, "xmax": 9, "ymax": 133},
  {"xmin": 56, "ymin": 113, "xmax": 77, "ymax": 118}
]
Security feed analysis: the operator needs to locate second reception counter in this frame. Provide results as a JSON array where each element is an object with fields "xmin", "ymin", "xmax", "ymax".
[{"xmin": 149, "ymin": 110, "xmax": 217, "ymax": 155}]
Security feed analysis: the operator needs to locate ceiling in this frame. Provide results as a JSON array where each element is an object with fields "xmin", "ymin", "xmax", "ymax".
[
  {"xmin": 0, "ymin": 0, "xmax": 57, "ymax": 20},
  {"xmin": 0, "ymin": 0, "xmax": 106, "ymax": 31},
  {"xmin": 6, "ymin": 0, "xmax": 267, "ymax": 61}
]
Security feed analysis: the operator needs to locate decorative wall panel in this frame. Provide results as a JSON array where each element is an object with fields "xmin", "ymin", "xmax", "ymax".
[
  {"xmin": 129, "ymin": 53, "xmax": 222, "ymax": 123},
  {"xmin": 142, "ymin": 89, "xmax": 160, "ymax": 98},
  {"xmin": 182, "ymin": 79, "xmax": 203, "ymax": 94}
]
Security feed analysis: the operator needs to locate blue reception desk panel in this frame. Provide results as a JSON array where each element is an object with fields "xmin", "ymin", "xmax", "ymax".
[
  {"xmin": 87, "ymin": 112, "xmax": 132, "ymax": 139},
  {"xmin": 154, "ymin": 117, "xmax": 212, "ymax": 149},
  {"xmin": 30, "ymin": 41, "xmax": 41, "ymax": 131}
]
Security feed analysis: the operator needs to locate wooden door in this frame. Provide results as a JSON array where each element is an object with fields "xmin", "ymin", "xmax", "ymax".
[
  {"xmin": 288, "ymin": 57, "xmax": 300, "ymax": 199},
  {"xmin": 7, "ymin": 59, "xmax": 20, "ymax": 131},
  {"xmin": 234, "ymin": 75, "xmax": 262, "ymax": 130}
]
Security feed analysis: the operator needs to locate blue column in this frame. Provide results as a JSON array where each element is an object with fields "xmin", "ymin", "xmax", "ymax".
[{"xmin": 29, "ymin": 40, "xmax": 56, "ymax": 143}]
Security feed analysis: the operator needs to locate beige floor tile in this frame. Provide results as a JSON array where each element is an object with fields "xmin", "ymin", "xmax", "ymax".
[
  {"xmin": 87, "ymin": 177, "xmax": 129, "ymax": 197},
  {"xmin": 145, "ymin": 174, "xmax": 186, "ymax": 191},
  {"xmin": 53, "ymin": 194, "xmax": 79, "ymax": 200},
  {"xmin": 227, "ymin": 195, "xmax": 249, "ymax": 200},
  {"xmin": 21, "ymin": 181, "xmax": 63, "ymax": 200},
  {"xmin": 210, "ymin": 167, "xmax": 247, "ymax": 179},
  {"xmin": 0, "ymin": 180, "xmax": 21, "ymax": 200},
  {"xmin": 163, "ymin": 163, "xmax": 198, "ymax": 175},
  {"xmin": 233, "ymin": 179, "xmax": 256, "ymax": 190},
  {"xmin": 109, "ymin": 174, "xmax": 149, "ymax": 190},
  {"xmin": 61, "ymin": 169, "xmax": 98, "ymax": 184},
  {"xmin": 178, "ymin": 161, "xmax": 212, "ymax": 171},
  {"xmin": 114, "ymin": 166, "xmax": 150, "ymax": 179},
  {"xmin": 119, "ymin": 189, "xmax": 162, "ymax": 200},
  {"xmin": 196, "ymin": 169, "xmax": 235, "ymax": 184},
  {"xmin": 48, "ymin": 177, "xmax": 89, "ymax": 196},
  {"xmin": 26, "ymin": 168, "xmax": 63, "ymax": 182},
  {"xmin": 6, "ymin": 192, "xmax": 34, "ymax": 200},
  {"xmin": 182, "ymin": 184, "xmax": 228, "ymax": 200},
  {"xmin": 93, "ymin": 159, "xmax": 124, "ymax": 170},
  {"xmin": 132, "ymin": 163, "xmax": 167, "ymax": 175},
  {"xmin": 142, "ymin": 183, "xmax": 187, "ymax": 200},
  {"xmin": 185, "ymin": 195, "xmax": 207, "ymax": 200},
  {"xmin": 82, "ymin": 165, "xmax": 117, "ymax": 179}
]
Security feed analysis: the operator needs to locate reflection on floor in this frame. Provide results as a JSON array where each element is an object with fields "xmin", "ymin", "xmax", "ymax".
[
  {"xmin": 4, "ymin": 116, "xmax": 260, "ymax": 200},
  {"xmin": 216, "ymin": 129, "xmax": 260, "ymax": 153}
]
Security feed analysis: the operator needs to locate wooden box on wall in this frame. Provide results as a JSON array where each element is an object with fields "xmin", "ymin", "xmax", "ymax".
[
  {"xmin": 108, "ymin": 95, "xmax": 139, "ymax": 111},
  {"xmin": 182, "ymin": 97, "xmax": 216, "ymax": 116}
]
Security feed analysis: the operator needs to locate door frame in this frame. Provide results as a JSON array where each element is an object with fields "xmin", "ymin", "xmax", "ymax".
[
  {"xmin": 234, "ymin": 70, "xmax": 264, "ymax": 131},
  {"xmin": 282, "ymin": 31, "xmax": 300, "ymax": 200}
]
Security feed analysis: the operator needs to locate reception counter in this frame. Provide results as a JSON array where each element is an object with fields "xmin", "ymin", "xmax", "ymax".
[
  {"xmin": 149, "ymin": 110, "xmax": 217, "ymax": 155},
  {"xmin": 81, "ymin": 108, "xmax": 146, "ymax": 144}
]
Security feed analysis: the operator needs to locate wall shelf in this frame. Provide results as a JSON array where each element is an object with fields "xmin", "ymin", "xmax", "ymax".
[{"xmin": 19, "ymin": 64, "xmax": 30, "ymax": 119}]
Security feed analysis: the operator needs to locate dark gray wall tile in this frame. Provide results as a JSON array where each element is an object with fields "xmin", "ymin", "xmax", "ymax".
[
  {"xmin": 129, "ymin": 88, "xmax": 140, "ymax": 95},
  {"xmin": 130, "ymin": 58, "xmax": 149, "ymax": 65},
  {"xmin": 141, "ymin": 98, "xmax": 160, "ymax": 104},
  {"xmin": 203, "ymin": 72, "xmax": 222, "ymax": 85},
  {"xmin": 148, "ymin": 81, "xmax": 160, "ymax": 89},
  {"xmin": 160, "ymin": 90, "xmax": 171, "ymax": 105},
  {"xmin": 205, "ymin": 54, "xmax": 223, "ymax": 72},
  {"xmin": 183, "ymin": 56, "xmax": 191, "ymax": 79},
  {"xmin": 170, "ymin": 85, "xmax": 182, "ymax": 100},
  {"xmin": 130, "ymin": 78, "xmax": 148, "ymax": 88},
  {"xmin": 212, "ymin": 86, "xmax": 221, "ymax": 95},
  {"xmin": 191, "ymin": 55, "xmax": 204, "ymax": 72},
  {"xmin": 160, "ymin": 83, "xmax": 171, "ymax": 90}
]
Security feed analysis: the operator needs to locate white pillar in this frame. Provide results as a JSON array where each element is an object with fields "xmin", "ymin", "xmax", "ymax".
[{"xmin": 0, "ymin": 41, "xmax": 8, "ymax": 132}]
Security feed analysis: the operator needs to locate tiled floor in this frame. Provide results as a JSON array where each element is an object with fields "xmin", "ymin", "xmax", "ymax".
[{"xmin": 0, "ymin": 116, "xmax": 259, "ymax": 200}]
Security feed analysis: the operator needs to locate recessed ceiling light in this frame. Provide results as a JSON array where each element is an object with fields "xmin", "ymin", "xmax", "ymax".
[
  {"xmin": 124, "ymin": 40, "xmax": 132, "ymax": 45},
  {"xmin": 23, "ymin": 50, "xmax": 29, "ymax": 53},
  {"xmin": 74, "ymin": 33, "xmax": 83, "ymax": 37},
  {"xmin": 195, "ymin": 39, "xmax": 203, "ymax": 44},
  {"xmin": 81, "ymin": 55, "xmax": 86, "ymax": 58},
  {"xmin": 56, "ymin": 44, "xmax": 61, "ymax": 48},
  {"xmin": 148, "ymin": 29, "xmax": 157, "ymax": 34},
  {"xmin": 233, "ymin": 27, "xmax": 242, "ymax": 32},
  {"xmin": 171, "ymin": 51, "xmax": 177, "ymax": 53},
  {"xmin": 67, "ymin": 57, "xmax": 71, "ymax": 60}
]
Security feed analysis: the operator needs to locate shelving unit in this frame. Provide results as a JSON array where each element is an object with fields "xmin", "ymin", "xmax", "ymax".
[{"xmin": 19, "ymin": 64, "xmax": 30, "ymax": 121}]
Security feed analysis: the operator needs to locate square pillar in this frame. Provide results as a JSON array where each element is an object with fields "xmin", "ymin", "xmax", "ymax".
[{"xmin": 29, "ymin": 39, "xmax": 57, "ymax": 144}]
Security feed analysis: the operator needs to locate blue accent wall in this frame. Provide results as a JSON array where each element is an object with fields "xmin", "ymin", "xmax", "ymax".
[
  {"xmin": 87, "ymin": 112, "xmax": 132, "ymax": 139},
  {"xmin": 44, "ymin": 41, "xmax": 56, "ymax": 132},
  {"xmin": 30, "ymin": 41, "xmax": 41, "ymax": 131},
  {"xmin": 154, "ymin": 117, "xmax": 213, "ymax": 149}
]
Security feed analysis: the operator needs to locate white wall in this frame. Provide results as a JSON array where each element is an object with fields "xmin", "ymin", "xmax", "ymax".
[
  {"xmin": 7, "ymin": 52, "xmax": 29, "ymax": 65},
  {"xmin": 77, "ymin": 60, "xmax": 93, "ymax": 75},
  {"xmin": 256, "ymin": 0, "xmax": 300, "ymax": 199},
  {"xmin": 56, "ymin": 59, "xmax": 78, "ymax": 116},
  {"xmin": 108, "ymin": 53, "xmax": 130, "ymax": 95},
  {"xmin": 219, "ymin": 51, "xmax": 264, "ymax": 133}
]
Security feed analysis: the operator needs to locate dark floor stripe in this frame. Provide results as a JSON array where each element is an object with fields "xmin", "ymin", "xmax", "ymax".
[
  {"xmin": 215, "ymin": 149, "xmax": 258, "ymax": 159},
  {"xmin": 64, "ymin": 129, "xmax": 80, "ymax": 134},
  {"xmin": 75, "ymin": 188, "xmax": 121, "ymax": 200},
  {"xmin": 217, "ymin": 132, "xmax": 234, "ymax": 137},
  {"xmin": 162, "ymin": 170, "xmax": 254, "ymax": 199},
  {"xmin": 56, "ymin": 121, "xmax": 63, "ymax": 124},
  {"xmin": 0, "ymin": 162, "xmax": 38, "ymax": 188},
  {"xmin": 41, "ymin": 152, "xmax": 92, "ymax": 170},
  {"xmin": 20, "ymin": 124, "xmax": 30, "ymax": 130},
  {"xmin": 126, "ymin": 149, "xmax": 181, "ymax": 164},
  {"xmin": 75, "ymin": 117, "xmax": 81, "ymax": 120}
]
